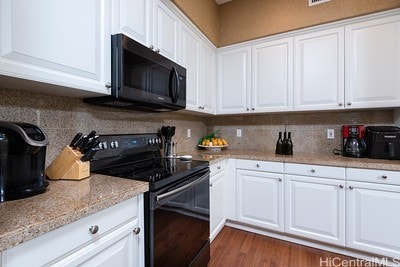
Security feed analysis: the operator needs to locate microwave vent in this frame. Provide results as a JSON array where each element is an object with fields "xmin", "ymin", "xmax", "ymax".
[{"xmin": 309, "ymin": 0, "xmax": 331, "ymax": 6}]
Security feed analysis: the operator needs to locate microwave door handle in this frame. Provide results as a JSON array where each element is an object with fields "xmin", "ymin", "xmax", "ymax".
[{"xmin": 169, "ymin": 66, "xmax": 179, "ymax": 103}]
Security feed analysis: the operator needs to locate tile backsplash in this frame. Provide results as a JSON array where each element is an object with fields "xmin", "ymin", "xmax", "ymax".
[
  {"xmin": 0, "ymin": 87, "xmax": 206, "ymax": 166},
  {"xmin": 206, "ymin": 110, "xmax": 394, "ymax": 155},
  {"xmin": 0, "ymin": 86, "xmax": 395, "ymax": 165}
]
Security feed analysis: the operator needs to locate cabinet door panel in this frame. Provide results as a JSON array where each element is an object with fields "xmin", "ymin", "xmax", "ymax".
[
  {"xmin": 210, "ymin": 171, "xmax": 226, "ymax": 242},
  {"xmin": 237, "ymin": 170, "xmax": 284, "ymax": 232},
  {"xmin": 181, "ymin": 25, "xmax": 200, "ymax": 111},
  {"xmin": 199, "ymin": 42, "xmax": 216, "ymax": 114},
  {"xmin": 218, "ymin": 47, "xmax": 251, "ymax": 114},
  {"xmin": 347, "ymin": 181, "xmax": 400, "ymax": 258},
  {"xmin": 252, "ymin": 38, "xmax": 293, "ymax": 112},
  {"xmin": 294, "ymin": 28, "xmax": 344, "ymax": 111},
  {"xmin": 0, "ymin": 0, "xmax": 110, "ymax": 94},
  {"xmin": 345, "ymin": 15, "xmax": 400, "ymax": 108},
  {"xmin": 153, "ymin": 0, "xmax": 179, "ymax": 61},
  {"xmin": 113, "ymin": 0, "xmax": 150, "ymax": 46},
  {"xmin": 285, "ymin": 175, "xmax": 345, "ymax": 246}
]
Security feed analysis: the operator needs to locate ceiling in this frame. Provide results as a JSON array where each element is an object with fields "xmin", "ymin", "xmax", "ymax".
[{"xmin": 215, "ymin": 0, "xmax": 233, "ymax": 5}]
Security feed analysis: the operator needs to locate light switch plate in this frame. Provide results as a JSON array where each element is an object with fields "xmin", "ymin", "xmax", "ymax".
[
  {"xmin": 237, "ymin": 129, "xmax": 242, "ymax": 137},
  {"xmin": 187, "ymin": 129, "xmax": 191, "ymax": 138},
  {"xmin": 327, "ymin": 129, "xmax": 334, "ymax": 139}
]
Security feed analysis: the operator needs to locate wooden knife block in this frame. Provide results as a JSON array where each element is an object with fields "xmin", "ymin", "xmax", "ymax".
[{"xmin": 45, "ymin": 146, "xmax": 90, "ymax": 180}]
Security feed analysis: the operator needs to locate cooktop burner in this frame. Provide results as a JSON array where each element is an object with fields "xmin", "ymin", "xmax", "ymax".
[{"xmin": 89, "ymin": 133, "xmax": 209, "ymax": 191}]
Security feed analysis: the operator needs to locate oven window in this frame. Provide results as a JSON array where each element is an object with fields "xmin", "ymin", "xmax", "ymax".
[{"xmin": 153, "ymin": 179, "xmax": 209, "ymax": 266}]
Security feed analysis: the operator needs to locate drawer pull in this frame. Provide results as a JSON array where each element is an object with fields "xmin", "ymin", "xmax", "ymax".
[
  {"xmin": 310, "ymin": 169, "xmax": 316, "ymax": 173},
  {"xmin": 210, "ymin": 183, "xmax": 213, "ymax": 188},
  {"xmin": 217, "ymin": 166, "xmax": 221, "ymax": 170},
  {"xmin": 339, "ymin": 184, "xmax": 344, "ymax": 188},
  {"xmin": 89, "ymin": 225, "xmax": 99, "ymax": 235},
  {"xmin": 133, "ymin": 227, "xmax": 141, "ymax": 235},
  {"xmin": 256, "ymin": 164, "xmax": 260, "ymax": 168},
  {"xmin": 382, "ymin": 175, "xmax": 388, "ymax": 179},
  {"xmin": 279, "ymin": 178, "xmax": 282, "ymax": 182},
  {"xmin": 349, "ymin": 186, "xmax": 354, "ymax": 190}
]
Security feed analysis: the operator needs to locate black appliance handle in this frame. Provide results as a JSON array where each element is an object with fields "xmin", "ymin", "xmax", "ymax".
[
  {"xmin": 388, "ymin": 142, "xmax": 395, "ymax": 158},
  {"xmin": 156, "ymin": 170, "xmax": 209, "ymax": 202},
  {"xmin": 169, "ymin": 66, "xmax": 180, "ymax": 104}
]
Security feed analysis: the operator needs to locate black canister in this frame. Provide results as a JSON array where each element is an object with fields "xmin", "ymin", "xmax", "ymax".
[{"xmin": 0, "ymin": 131, "xmax": 8, "ymax": 202}]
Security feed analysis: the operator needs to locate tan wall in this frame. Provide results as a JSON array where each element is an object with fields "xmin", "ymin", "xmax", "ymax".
[
  {"xmin": 173, "ymin": 0, "xmax": 400, "ymax": 47},
  {"xmin": 219, "ymin": 0, "xmax": 400, "ymax": 46},
  {"xmin": 172, "ymin": 0, "xmax": 220, "ymax": 46}
]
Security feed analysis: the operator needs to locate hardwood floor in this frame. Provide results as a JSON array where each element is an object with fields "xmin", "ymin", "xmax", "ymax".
[{"xmin": 209, "ymin": 227, "xmax": 383, "ymax": 267}]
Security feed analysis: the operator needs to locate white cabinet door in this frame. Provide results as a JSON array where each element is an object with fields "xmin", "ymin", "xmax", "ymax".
[
  {"xmin": 181, "ymin": 24, "xmax": 200, "ymax": 111},
  {"xmin": 112, "ymin": 0, "xmax": 151, "ymax": 46},
  {"xmin": 237, "ymin": 169, "xmax": 284, "ymax": 232},
  {"xmin": 153, "ymin": 0, "xmax": 179, "ymax": 62},
  {"xmin": 285, "ymin": 175, "xmax": 345, "ymax": 246},
  {"xmin": 210, "ymin": 170, "xmax": 226, "ymax": 242},
  {"xmin": 0, "ymin": 0, "xmax": 111, "ymax": 96},
  {"xmin": 347, "ymin": 181, "xmax": 400, "ymax": 258},
  {"xmin": 51, "ymin": 220, "xmax": 141, "ymax": 267},
  {"xmin": 252, "ymin": 37, "xmax": 293, "ymax": 112},
  {"xmin": 294, "ymin": 27, "xmax": 344, "ymax": 111},
  {"xmin": 345, "ymin": 15, "xmax": 400, "ymax": 109},
  {"xmin": 217, "ymin": 47, "xmax": 251, "ymax": 114},
  {"xmin": 199, "ymin": 42, "xmax": 216, "ymax": 114}
]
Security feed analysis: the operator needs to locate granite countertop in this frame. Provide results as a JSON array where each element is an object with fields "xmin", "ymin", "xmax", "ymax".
[
  {"xmin": 0, "ymin": 174, "xmax": 148, "ymax": 252},
  {"xmin": 190, "ymin": 149, "xmax": 400, "ymax": 171}
]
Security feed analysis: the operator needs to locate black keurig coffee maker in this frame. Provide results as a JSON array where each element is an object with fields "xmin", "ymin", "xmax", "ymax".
[{"xmin": 0, "ymin": 121, "xmax": 49, "ymax": 201}]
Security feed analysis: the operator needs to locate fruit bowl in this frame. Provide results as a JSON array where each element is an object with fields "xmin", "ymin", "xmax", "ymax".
[{"xmin": 198, "ymin": 145, "xmax": 228, "ymax": 151}]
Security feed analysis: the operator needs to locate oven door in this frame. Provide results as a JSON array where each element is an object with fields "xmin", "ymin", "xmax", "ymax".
[{"xmin": 145, "ymin": 169, "xmax": 210, "ymax": 267}]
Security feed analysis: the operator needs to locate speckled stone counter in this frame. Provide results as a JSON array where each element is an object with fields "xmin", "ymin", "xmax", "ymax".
[
  {"xmin": 190, "ymin": 149, "xmax": 400, "ymax": 171},
  {"xmin": 0, "ymin": 174, "xmax": 148, "ymax": 252}
]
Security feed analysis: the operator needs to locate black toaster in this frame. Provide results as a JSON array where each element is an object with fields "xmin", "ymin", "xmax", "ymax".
[{"xmin": 365, "ymin": 126, "xmax": 400, "ymax": 160}]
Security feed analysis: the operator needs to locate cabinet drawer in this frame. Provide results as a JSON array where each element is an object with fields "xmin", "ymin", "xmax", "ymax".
[
  {"xmin": 285, "ymin": 163, "xmax": 345, "ymax": 180},
  {"xmin": 3, "ymin": 197, "xmax": 139, "ymax": 267},
  {"xmin": 347, "ymin": 168, "xmax": 400, "ymax": 185},
  {"xmin": 210, "ymin": 160, "xmax": 227, "ymax": 176},
  {"xmin": 236, "ymin": 159, "xmax": 284, "ymax": 173}
]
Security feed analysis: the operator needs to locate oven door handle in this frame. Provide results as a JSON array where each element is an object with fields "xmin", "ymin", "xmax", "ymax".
[{"xmin": 156, "ymin": 171, "xmax": 209, "ymax": 202}]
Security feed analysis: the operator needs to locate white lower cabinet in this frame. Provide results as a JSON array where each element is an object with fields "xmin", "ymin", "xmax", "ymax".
[
  {"xmin": 2, "ymin": 196, "xmax": 144, "ymax": 267},
  {"xmin": 285, "ymin": 175, "xmax": 346, "ymax": 246},
  {"xmin": 347, "ymin": 168, "xmax": 400, "ymax": 258},
  {"xmin": 236, "ymin": 160, "xmax": 284, "ymax": 232},
  {"xmin": 210, "ymin": 160, "xmax": 226, "ymax": 242}
]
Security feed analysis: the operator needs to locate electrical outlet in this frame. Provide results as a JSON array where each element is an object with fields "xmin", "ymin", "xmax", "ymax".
[
  {"xmin": 187, "ymin": 129, "xmax": 191, "ymax": 138},
  {"xmin": 327, "ymin": 129, "xmax": 335, "ymax": 139},
  {"xmin": 236, "ymin": 129, "xmax": 242, "ymax": 137}
]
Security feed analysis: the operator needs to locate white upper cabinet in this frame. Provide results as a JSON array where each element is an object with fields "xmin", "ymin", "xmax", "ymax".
[
  {"xmin": 153, "ymin": 0, "xmax": 180, "ymax": 62},
  {"xmin": 0, "ymin": 0, "xmax": 111, "ymax": 96},
  {"xmin": 180, "ymin": 24, "xmax": 200, "ymax": 111},
  {"xmin": 112, "ymin": 0, "xmax": 151, "ymax": 46},
  {"xmin": 345, "ymin": 15, "xmax": 400, "ymax": 109},
  {"xmin": 252, "ymin": 38, "xmax": 293, "ymax": 112},
  {"xmin": 217, "ymin": 46, "xmax": 251, "ymax": 114},
  {"xmin": 293, "ymin": 27, "xmax": 345, "ymax": 111},
  {"xmin": 199, "ymin": 42, "xmax": 216, "ymax": 114},
  {"xmin": 112, "ymin": 0, "xmax": 179, "ymax": 61}
]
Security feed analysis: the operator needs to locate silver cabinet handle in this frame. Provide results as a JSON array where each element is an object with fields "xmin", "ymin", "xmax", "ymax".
[
  {"xmin": 279, "ymin": 178, "xmax": 282, "ymax": 182},
  {"xmin": 349, "ymin": 186, "xmax": 354, "ymax": 190},
  {"xmin": 311, "ymin": 169, "xmax": 316, "ymax": 173},
  {"xmin": 338, "ymin": 103, "xmax": 343, "ymax": 106},
  {"xmin": 105, "ymin": 82, "xmax": 112, "ymax": 88},
  {"xmin": 382, "ymin": 175, "xmax": 388, "ymax": 179},
  {"xmin": 256, "ymin": 164, "xmax": 260, "ymax": 168},
  {"xmin": 251, "ymin": 108, "xmax": 255, "ymax": 111},
  {"xmin": 339, "ymin": 184, "xmax": 344, "ymax": 188},
  {"xmin": 149, "ymin": 44, "xmax": 154, "ymax": 50},
  {"xmin": 246, "ymin": 108, "xmax": 250, "ymax": 111},
  {"xmin": 347, "ymin": 102, "xmax": 352, "ymax": 106},
  {"xmin": 133, "ymin": 227, "xmax": 141, "ymax": 235},
  {"xmin": 155, "ymin": 48, "xmax": 160, "ymax": 53},
  {"xmin": 89, "ymin": 225, "xmax": 99, "ymax": 234},
  {"xmin": 217, "ymin": 166, "xmax": 221, "ymax": 170},
  {"xmin": 210, "ymin": 183, "xmax": 213, "ymax": 188}
]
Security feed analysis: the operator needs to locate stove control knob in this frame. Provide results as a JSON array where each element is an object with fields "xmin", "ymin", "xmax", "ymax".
[
  {"xmin": 149, "ymin": 139, "xmax": 153, "ymax": 145},
  {"xmin": 110, "ymin": 141, "xmax": 119, "ymax": 149},
  {"xmin": 102, "ymin": 141, "xmax": 108, "ymax": 149}
]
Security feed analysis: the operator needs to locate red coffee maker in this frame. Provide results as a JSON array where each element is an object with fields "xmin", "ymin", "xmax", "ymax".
[{"xmin": 342, "ymin": 125, "xmax": 367, "ymax": 158}]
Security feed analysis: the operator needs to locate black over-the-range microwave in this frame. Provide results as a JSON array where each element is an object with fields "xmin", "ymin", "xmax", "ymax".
[{"xmin": 84, "ymin": 34, "xmax": 186, "ymax": 112}]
